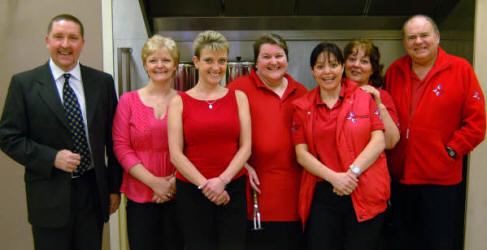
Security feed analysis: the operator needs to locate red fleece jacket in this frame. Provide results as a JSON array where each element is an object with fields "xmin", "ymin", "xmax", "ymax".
[{"xmin": 385, "ymin": 47, "xmax": 486, "ymax": 185}]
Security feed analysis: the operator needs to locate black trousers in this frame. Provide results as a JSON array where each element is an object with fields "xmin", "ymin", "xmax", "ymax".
[
  {"xmin": 32, "ymin": 170, "xmax": 103, "ymax": 250},
  {"xmin": 391, "ymin": 183, "xmax": 461, "ymax": 250},
  {"xmin": 176, "ymin": 176, "xmax": 247, "ymax": 250},
  {"xmin": 126, "ymin": 199, "xmax": 184, "ymax": 250},
  {"xmin": 246, "ymin": 221, "xmax": 303, "ymax": 250},
  {"xmin": 305, "ymin": 181, "xmax": 384, "ymax": 250}
]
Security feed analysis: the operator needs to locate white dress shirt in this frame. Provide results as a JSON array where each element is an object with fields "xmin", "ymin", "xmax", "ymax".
[{"xmin": 49, "ymin": 59, "xmax": 94, "ymax": 170}]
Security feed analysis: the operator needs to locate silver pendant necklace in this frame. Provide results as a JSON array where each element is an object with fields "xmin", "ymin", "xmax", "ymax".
[{"xmin": 205, "ymin": 100, "xmax": 216, "ymax": 109}]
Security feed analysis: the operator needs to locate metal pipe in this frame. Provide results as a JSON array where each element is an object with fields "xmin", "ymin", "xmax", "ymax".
[{"xmin": 117, "ymin": 48, "xmax": 133, "ymax": 97}]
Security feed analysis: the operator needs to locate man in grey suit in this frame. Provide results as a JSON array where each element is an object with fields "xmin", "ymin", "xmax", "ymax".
[{"xmin": 0, "ymin": 14, "xmax": 122, "ymax": 250}]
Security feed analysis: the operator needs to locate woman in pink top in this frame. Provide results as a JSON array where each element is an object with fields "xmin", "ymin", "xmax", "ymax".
[{"xmin": 112, "ymin": 35, "xmax": 183, "ymax": 250}]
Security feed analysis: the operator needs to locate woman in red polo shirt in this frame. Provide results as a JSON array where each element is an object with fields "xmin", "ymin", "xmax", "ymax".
[
  {"xmin": 292, "ymin": 42, "xmax": 390, "ymax": 250},
  {"xmin": 227, "ymin": 33, "xmax": 308, "ymax": 250},
  {"xmin": 344, "ymin": 39, "xmax": 399, "ymax": 151}
]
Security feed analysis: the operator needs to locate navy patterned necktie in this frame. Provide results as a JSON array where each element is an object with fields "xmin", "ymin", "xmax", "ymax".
[{"xmin": 62, "ymin": 73, "xmax": 91, "ymax": 176}]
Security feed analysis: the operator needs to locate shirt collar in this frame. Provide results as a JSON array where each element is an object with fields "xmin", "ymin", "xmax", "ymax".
[
  {"xmin": 315, "ymin": 83, "xmax": 346, "ymax": 107},
  {"xmin": 251, "ymin": 68, "xmax": 297, "ymax": 97},
  {"xmin": 49, "ymin": 59, "xmax": 81, "ymax": 82}
]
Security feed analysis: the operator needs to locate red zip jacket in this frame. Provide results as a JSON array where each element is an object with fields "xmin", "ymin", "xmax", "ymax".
[
  {"xmin": 385, "ymin": 47, "xmax": 486, "ymax": 185},
  {"xmin": 293, "ymin": 79, "xmax": 390, "ymax": 228}
]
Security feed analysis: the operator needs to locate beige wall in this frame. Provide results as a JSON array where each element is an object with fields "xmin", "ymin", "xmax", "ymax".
[
  {"xmin": 465, "ymin": 0, "xmax": 487, "ymax": 249},
  {"xmin": 0, "ymin": 1, "xmax": 107, "ymax": 249}
]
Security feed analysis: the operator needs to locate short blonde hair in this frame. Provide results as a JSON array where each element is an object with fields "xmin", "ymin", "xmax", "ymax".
[
  {"xmin": 141, "ymin": 34, "xmax": 180, "ymax": 66},
  {"xmin": 193, "ymin": 30, "xmax": 229, "ymax": 58}
]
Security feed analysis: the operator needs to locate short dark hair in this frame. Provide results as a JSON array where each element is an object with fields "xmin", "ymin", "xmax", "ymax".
[
  {"xmin": 310, "ymin": 42, "xmax": 344, "ymax": 68},
  {"xmin": 253, "ymin": 33, "xmax": 289, "ymax": 62},
  {"xmin": 47, "ymin": 14, "xmax": 84, "ymax": 38},
  {"xmin": 343, "ymin": 39, "xmax": 384, "ymax": 88}
]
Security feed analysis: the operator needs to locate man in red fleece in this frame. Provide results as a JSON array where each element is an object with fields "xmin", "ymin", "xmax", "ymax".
[{"xmin": 385, "ymin": 15, "xmax": 486, "ymax": 250}]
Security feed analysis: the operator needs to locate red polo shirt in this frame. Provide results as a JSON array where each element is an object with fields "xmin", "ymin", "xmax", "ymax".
[
  {"xmin": 409, "ymin": 72, "xmax": 427, "ymax": 116},
  {"xmin": 227, "ymin": 69, "xmax": 308, "ymax": 221}
]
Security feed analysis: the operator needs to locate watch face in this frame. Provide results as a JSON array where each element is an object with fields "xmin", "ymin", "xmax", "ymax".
[{"xmin": 351, "ymin": 166, "xmax": 360, "ymax": 175}]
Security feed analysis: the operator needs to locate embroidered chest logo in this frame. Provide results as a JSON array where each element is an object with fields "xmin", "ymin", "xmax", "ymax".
[
  {"xmin": 291, "ymin": 120, "xmax": 298, "ymax": 133},
  {"xmin": 433, "ymin": 84, "xmax": 442, "ymax": 96},
  {"xmin": 346, "ymin": 112, "xmax": 356, "ymax": 123},
  {"xmin": 473, "ymin": 91, "xmax": 481, "ymax": 101}
]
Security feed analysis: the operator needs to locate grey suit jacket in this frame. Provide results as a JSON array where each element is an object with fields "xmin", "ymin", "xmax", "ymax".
[{"xmin": 0, "ymin": 62, "xmax": 122, "ymax": 227}]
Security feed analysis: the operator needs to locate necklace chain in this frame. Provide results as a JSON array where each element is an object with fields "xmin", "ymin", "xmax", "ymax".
[{"xmin": 193, "ymin": 85, "xmax": 224, "ymax": 109}]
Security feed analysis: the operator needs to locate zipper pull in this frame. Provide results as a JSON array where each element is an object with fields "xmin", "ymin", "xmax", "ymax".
[{"xmin": 406, "ymin": 128, "xmax": 410, "ymax": 139}]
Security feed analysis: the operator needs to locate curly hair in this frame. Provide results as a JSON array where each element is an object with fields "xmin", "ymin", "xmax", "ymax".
[{"xmin": 343, "ymin": 39, "xmax": 384, "ymax": 88}]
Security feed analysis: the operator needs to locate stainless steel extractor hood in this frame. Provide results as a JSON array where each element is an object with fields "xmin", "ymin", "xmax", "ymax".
[{"xmin": 139, "ymin": 0, "xmax": 463, "ymax": 33}]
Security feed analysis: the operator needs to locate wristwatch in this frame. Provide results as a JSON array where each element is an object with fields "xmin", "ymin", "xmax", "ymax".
[
  {"xmin": 350, "ymin": 164, "xmax": 362, "ymax": 177},
  {"xmin": 446, "ymin": 146, "xmax": 457, "ymax": 159}
]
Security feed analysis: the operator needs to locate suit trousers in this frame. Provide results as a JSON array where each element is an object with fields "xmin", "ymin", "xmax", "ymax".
[
  {"xmin": 32, "ymin": 170, "xmax": 103, "ymax": 250},
  {"xmin": 176, "ymin": 176, "xmax": 247, "ymax": 250},
  {"xmin": 391, "ymin": 183, "xmax": 460, "ymax": 250},
  {"xmin": 126, "ymin": 199, "xmax": 184, "ymax": 250},
  {"xmin": 305, "ymin": 181, "xmax": 384, "ymax": 250}
]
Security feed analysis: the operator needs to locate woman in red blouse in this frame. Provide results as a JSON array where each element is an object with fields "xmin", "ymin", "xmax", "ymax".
[
  {"xmin": 168, "ymin": 30, "xmax": 251, "ymax": 250},
  {"xmin": 112, "ymin": 35, "xmax": 183, "ymax": 250},
  {"xmin": 293, "ymin": 42, "xmax": 390, "ymax": 250}
]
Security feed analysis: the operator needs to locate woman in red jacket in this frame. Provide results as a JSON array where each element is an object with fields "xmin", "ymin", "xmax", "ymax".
[{"xmin": 292, "ymin": 42, "xmax": 390, "ymax": 250}]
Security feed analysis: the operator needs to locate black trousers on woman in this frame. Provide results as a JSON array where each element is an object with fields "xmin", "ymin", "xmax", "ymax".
[
  {"xmin": 177, "ymin": 176, "xmax": 247, "ymax": 250},
  {"xmin": 126, "ymin": 199, "xmax": 183, "ymax": 250},
  {"xmin": 246, "ymin": 220, "xmax": 304, "ymax": 250},
  {"xmin": 305, "ymin": 181, "xmax": 384, "ymax": 250}
]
